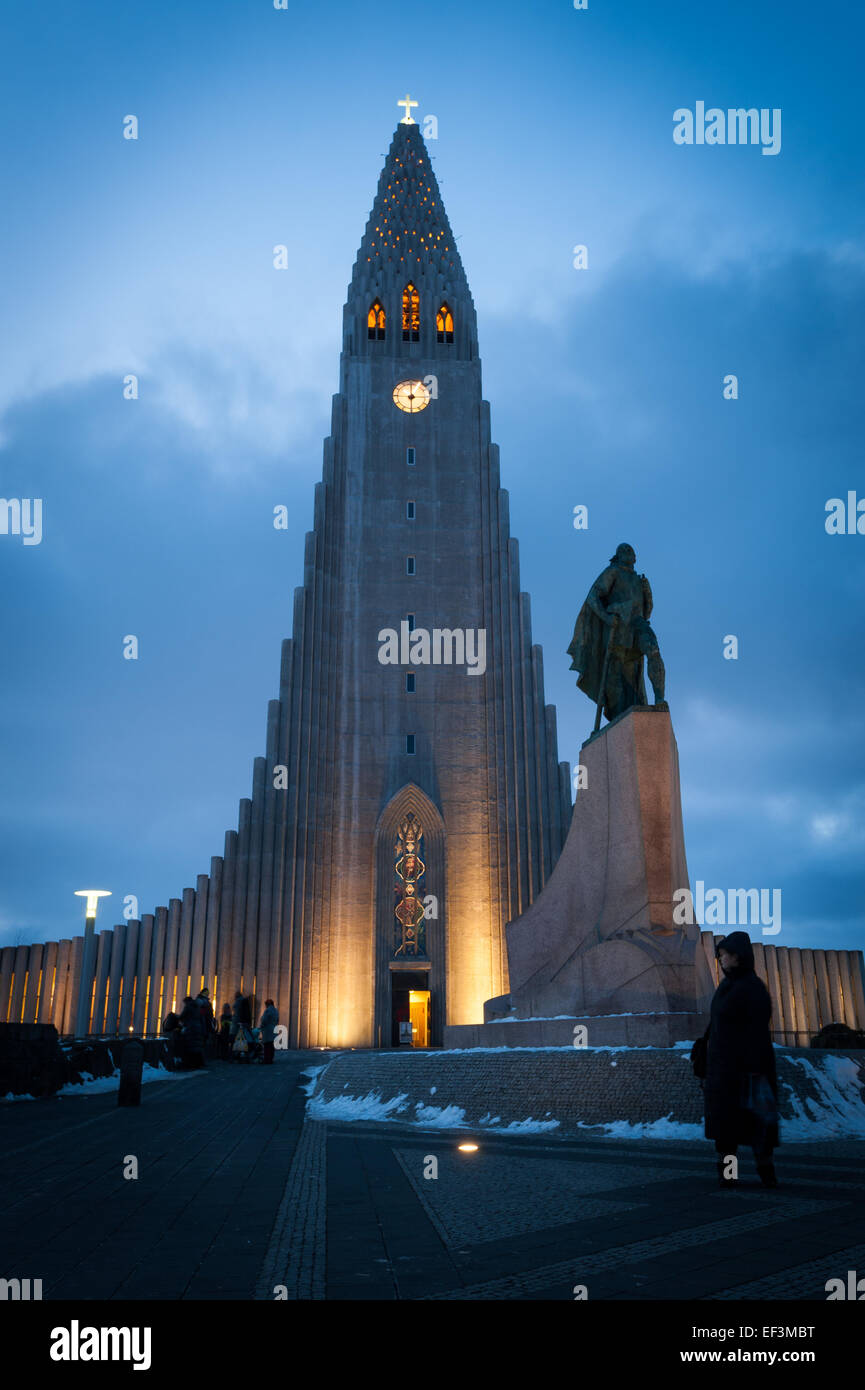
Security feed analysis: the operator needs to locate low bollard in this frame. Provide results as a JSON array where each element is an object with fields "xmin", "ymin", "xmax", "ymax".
[{"xmin": 117, "ymin": 1038, "xmax": 145, "ymax": 1107}]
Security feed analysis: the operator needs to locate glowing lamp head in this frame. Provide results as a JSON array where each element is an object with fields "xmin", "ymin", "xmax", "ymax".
[
  {"xmin": 457, "ymin": 1142, "xmax": 479, "ymax": 1154},
  {"xmin": 74, "ymin": 889, "xmax": 112, "ymax": 919}
]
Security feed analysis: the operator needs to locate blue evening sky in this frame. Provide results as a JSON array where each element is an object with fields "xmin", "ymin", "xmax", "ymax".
[{"xmin": 1, "ymin": 0, "xmax": 863, "ymax": 955}]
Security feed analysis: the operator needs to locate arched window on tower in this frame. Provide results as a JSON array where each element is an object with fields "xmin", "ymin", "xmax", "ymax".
[
  {"xmin": 368, "ymin": 300, "xmax": 386, "ymax": 340},
  {"xmin": 402, "ymin": 283, "xmax": 420, "ymax": 341},
  {"xmin": 436, "ymin": 304, "xmax": 454, "ymax": 344}
]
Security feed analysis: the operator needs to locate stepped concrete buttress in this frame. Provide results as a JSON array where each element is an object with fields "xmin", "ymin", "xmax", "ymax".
[{"xmin": 444, "ymin": 706, "xmax": 715, "ymax": 1049}]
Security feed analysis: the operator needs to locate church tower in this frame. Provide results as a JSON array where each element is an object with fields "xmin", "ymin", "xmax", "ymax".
[
  {"xmin": 261, "ymin": 110, "xmax": 572, "ymax": 1045},
  {"xmin": 28, "ymin": 110, "xmax": 572, "ymax": 1050}
]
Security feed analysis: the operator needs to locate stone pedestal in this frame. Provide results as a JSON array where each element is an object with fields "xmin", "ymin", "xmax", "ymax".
[{"xmin": 455, "ymin": 707, "xmax": 714, "ymax": 1048}]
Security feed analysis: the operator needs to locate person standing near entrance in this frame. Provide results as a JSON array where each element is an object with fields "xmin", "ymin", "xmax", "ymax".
[
  {"xmin": 217, "ymin": 1002, "xmax": 232, "ymax": 1060},
  {"xmin": 196, "ymin": 988, "xmax": 215, "ymax": 1057},
  {"xmin": 259, "ymin": 999, "xmax": 279, "ymax": 1064},
  {"xmin": 702, "ymin": 931, "xmax": 779, "ymax": 1189}
]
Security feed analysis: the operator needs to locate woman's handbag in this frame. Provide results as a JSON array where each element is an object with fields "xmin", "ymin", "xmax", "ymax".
[
  {"xmin": 690, "ymin": 1031, "xmax": 708, "ymax": 1080},
  {"xmin": 741, "ymin": 1072, "xmax": 779, "ymax": 1148},
  {"xmin": 741, "ymin": 1072, "xmax": 778, "ymax": 1123}
]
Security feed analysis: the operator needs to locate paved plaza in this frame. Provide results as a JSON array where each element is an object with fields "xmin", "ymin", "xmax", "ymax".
[{"xmin": 2, "ymin": 1053, "xmax": 864, "ymax": 1301}]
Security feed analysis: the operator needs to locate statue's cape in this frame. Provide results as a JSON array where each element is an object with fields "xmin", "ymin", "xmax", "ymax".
[{"xmin": 567, "ymin": 599, "xmax": 606, "ymax": 705}]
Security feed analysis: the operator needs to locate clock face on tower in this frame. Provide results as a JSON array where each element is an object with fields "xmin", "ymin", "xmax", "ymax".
[{"xmin": 392, "ymin": 379, "xmax": 430, "ymax": 413}]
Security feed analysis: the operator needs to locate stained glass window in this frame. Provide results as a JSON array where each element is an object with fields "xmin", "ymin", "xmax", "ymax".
[
  {"xmin": 436, "ymin": 304, "xmax": 454, "ymax": 343},
  {"xmin": 394, "ymin": 814, "xmax": 426, "ymax": 956},
  {"xmin": 368, "ymin": 300, "xmax": 386, "ymax": 340},
  {"xmin": 402, "ymin": 283, "xmax": 420, "ymax": 341}
]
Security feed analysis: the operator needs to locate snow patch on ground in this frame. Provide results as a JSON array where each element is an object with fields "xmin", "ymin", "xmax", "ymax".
[
  {"xmin": 298, "ymin": 1064, "xmax": 328, "ymax": 1096},
  {"xmin": 781, "ymin": 1054, "xmax": 865, "ymax": 1139},
  {"xmin": 1, "ymin": 1064, "xmax": 199, "ymax": 1103},
  {"xmin": 413, "ymin": 1102, "xmax": 467, "ymax": 1127},
  {"xmin": 307, "ymin": 1090, "xmax": 411, "ymax": 1122},
  {"xmin": 497, "ymin": 1117, "xmax": 561, "ymax": 1134},
  {"xmin": 580, "ymin": 1115, "xmax": 706, "ymax": 1141}
]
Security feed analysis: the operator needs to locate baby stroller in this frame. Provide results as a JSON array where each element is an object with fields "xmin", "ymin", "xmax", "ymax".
[{"xmin": 232, "ymin": 1025, "xmax": 263, "ymax": 1063}]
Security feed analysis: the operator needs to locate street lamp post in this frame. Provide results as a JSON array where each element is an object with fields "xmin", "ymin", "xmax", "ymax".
[{"xmin": 73, "ymin": 890, "xmax": 111, "ymax": 1039}]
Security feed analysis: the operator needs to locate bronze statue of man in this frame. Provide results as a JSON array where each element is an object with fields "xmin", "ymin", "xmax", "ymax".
[{"xmin": 567, "ymin": 543, "xmax": 668, "ymax": 725}]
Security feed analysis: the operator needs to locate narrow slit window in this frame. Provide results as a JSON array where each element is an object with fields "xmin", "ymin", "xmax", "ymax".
[
  {"xmin": 436, "ymin": 303, "xmax": 454, "ymax": 343},
  {"xmin": 406, "ymin": 734, "xmax": 416, "ymax": 755},
  {"xmin": 406, "ymin": 500, "xmax": 415, "ymax": 520},
  {"xmin": 406, "ymin": 555, "xmax": 416, "ymax": 575},
  {"xmin": 406, "ymin": 447, "xmax": 416, "ymax": 466},
  {"xmin": 406, "ymin": 672, "xmax": 416, "ymax": 693},
  {"xmin": 368, "ymin": 299, "xmax": 386, "ymax": 340},
  {"xmin": 402, "ymin": 282, "xmax": 420, "ymax": 341}
]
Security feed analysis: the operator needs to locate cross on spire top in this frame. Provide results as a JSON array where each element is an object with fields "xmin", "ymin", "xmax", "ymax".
[{"xmin": 397, "ymin": 93, "xmax": 418, "ymax": 124}]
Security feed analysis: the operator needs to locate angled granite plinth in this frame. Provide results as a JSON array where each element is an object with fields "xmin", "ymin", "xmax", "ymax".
[{"xmin": 503, "ymin": 707, "xmax": 715, "ymax": 1021}]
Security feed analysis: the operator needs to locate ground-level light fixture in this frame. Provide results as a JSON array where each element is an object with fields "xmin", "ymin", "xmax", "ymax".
[{"xmin": 457, "ymin": 1142, "xmax": 479, "ymax": 1153}]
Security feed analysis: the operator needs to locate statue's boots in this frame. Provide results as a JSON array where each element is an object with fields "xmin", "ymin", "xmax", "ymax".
[{"xmin": 647, "ymin": 650, "xmax": 668, "ymax": 710}]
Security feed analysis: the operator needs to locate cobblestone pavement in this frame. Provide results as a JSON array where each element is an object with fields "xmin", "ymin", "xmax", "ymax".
[
  {"xmin": 0, "ymin": 1051, "xmax": 318, "ymax": 1299},
  {"xmin": 4, "ymin": 1058, "xmax": 864, "ymax": 1302},
  {"xmin": 314, "ymin": 1122, "xmax": 865, "ymax": 1300}
]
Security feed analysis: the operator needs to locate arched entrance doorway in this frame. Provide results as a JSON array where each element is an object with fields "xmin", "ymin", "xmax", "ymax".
[{"xmin": 373, "ymin": 784, "xmax": 446, "ymax": 1047}]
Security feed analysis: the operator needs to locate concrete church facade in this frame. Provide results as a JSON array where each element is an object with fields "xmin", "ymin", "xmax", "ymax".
[{"xmin": 0, "ymin": 115, "xmax": 571, "ymax": 1049}]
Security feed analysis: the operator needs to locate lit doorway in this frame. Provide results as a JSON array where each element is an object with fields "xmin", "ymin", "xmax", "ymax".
[
  {"xmin": 390, "ymin": 969, "xmax": 431, "ymax": 1047},
  {"xmin": 409, "ymin": 989, "xmax": 430, "ymax": 1047}
]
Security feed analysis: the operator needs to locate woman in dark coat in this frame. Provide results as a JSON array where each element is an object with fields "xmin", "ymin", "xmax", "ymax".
[
  {"xmin": 179, "ymin": 996, "xmax": 206, "ymax": 1070},
  {"xmin": 703, "ymin": 931, "xmax": 779, "ymax": 1188}
]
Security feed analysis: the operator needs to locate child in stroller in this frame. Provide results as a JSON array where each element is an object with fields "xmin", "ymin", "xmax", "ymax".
[{"xmin": 233, "ymin": 1025, "xmax": 264, "ymax": 1063}]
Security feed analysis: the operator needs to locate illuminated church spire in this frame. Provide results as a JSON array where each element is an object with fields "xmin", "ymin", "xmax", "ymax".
[{"xmin": 346, "ymin": 117, "xmax": 477, "ymax": 359}]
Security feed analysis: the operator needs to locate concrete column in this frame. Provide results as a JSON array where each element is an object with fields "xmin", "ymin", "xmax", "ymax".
[
  {"xmin": 0, "ymin": 946, "xmax": 14, "ymax": 1023},
  {"xmin": 847, "ymin": 951, "xmax": 865, "ymax": 1030},
  {"xmin": 37, "ymin": 942, "xmax": 58, "ymax": 1024},
  {"xmin": 242, "ymin": 761, "xmax": 266, "ymax": 1010},
  {"xmin": 133, "ymin": 915, "xmax": 154, "ymax": 1034},
  {"xmin": 52, "ymin": 940, "xmax": 72, "ymax": 1033},
  {"xmin": 776, "ymin": 949, "xmax": 796, "ymax": 1046},
  {"xmin": 762, "ymin": 945, "xmax": 785, "ymax": 1038},
  {"xmin": 8, "ymin": 944, "xmax": 29, "ymax": 1027},
  {"xmin": 164, "ymin": 899, "xmax": 182, "ymax": 1015},
  {"xmin": 800, "ymin": 949, "xmax": 819, "ymax": 1042},
  {"xmin": 64, "ymin": 938, "xmax": 84, "ymax": 1035},
  {"xmin": 117, "ymin": 919, "xmax": 140, "ymax": 1034},
  {"xmin": 91, "ymin": 931, "xmax": 112, "ymax": 1035},
  {"xmin": 788, "ymin": 948, "xmax": 809, "ymax": 1045},
  {"xmin": 175, "ymin": 887, "xmax": 196, "ymax": 1004},
  {"xmin": 103, "ymin": 924, "xmax": 127, "ymax": 1035},
  {"xmin": 257, "ymin": 704, "xmax": 280, "ymax": 1005},
  {"xmin": 836, "ymin": 951, "xmax": 858, "ymax": 1029},
  {"xmin": 701, "ymin": 932, "xmax": 719, "ymax": 990},
  {"xmin": 73, "ymin": 918, "xmax": 99, "ymax": 1037},
  {"xmin": 229, "ymin": 800, "xmax": 252, "ymax": 994},
  {"xmin": 146, "ymin": 907, "xmax": 168, "ymax": 1034},
  {"xmin": 273, "ymin": 642, "xmax": 295, "ymax": 1040},
  {"xmin": 189, "ymin": 876, "xmax": 209, "ymax": 997},
  {"xmin": 826, "ymin": 950, "xmax": 845, "ymax": 1024},
  {"xmin": 203, "ymin": 857, "xmax": 222, "ymax": 1004},
  {"xmin": 814, "ymin": 949, "xmax": 833, "ymax": 1031},
  {"xmin": 22, "ymin": 945, "xmax": 43, "ymax": 1023},
  {"xmin": 219, "ymin": 831, "xmax": 238, "ymax": 1003}
]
